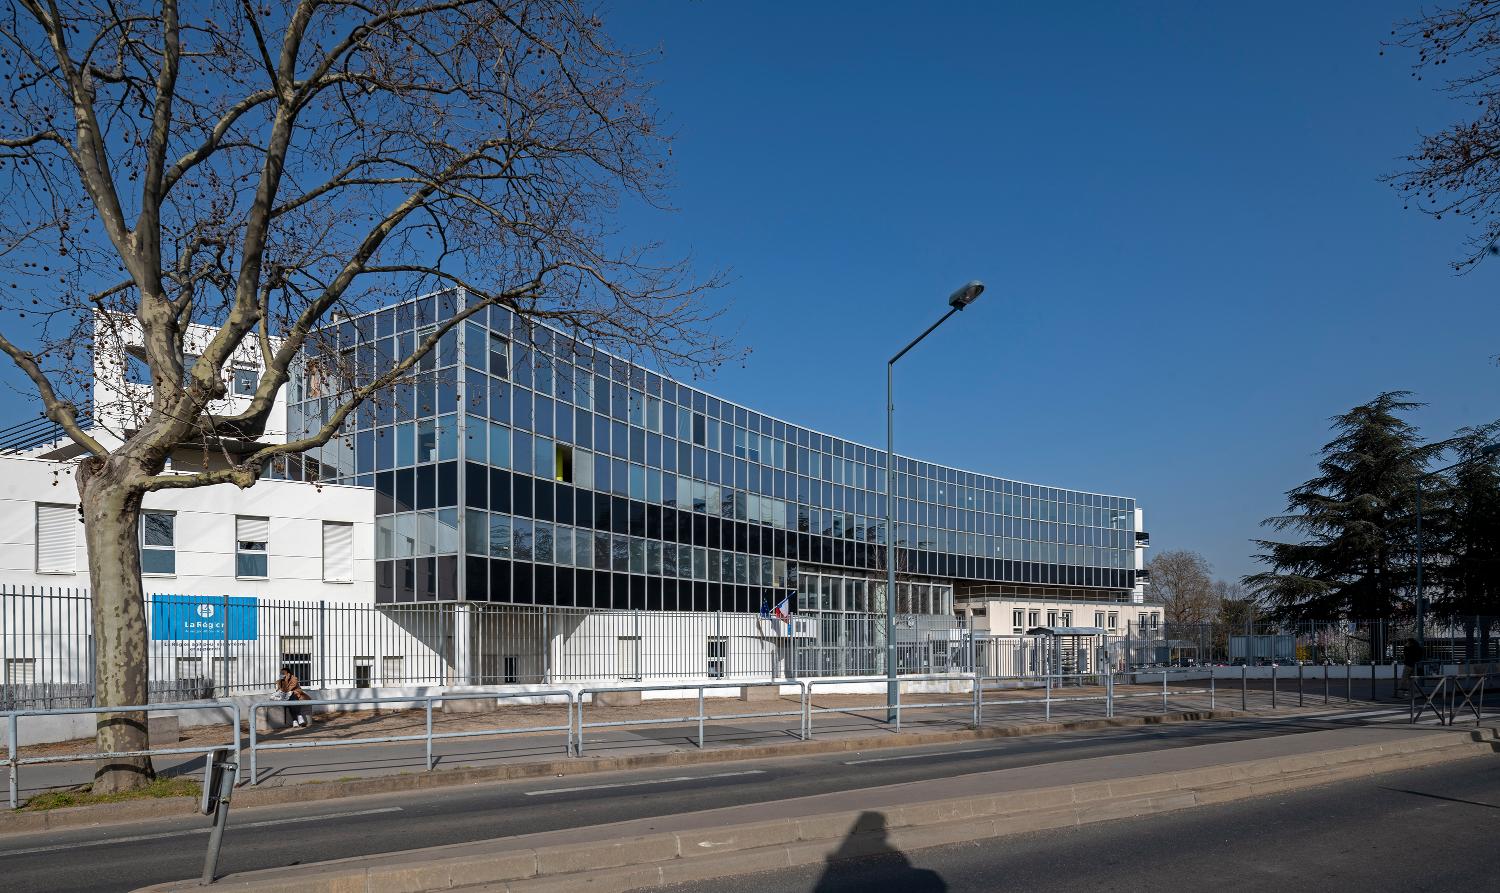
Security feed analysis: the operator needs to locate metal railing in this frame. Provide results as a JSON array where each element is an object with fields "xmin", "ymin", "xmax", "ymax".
[
  {"xmin": 246, "ymin": 691, "xmax": 576, "ymax": 784},
  {"xmin": 5, "ymin": 701, "xmax": 241, "ymax": 808},
  {"xmin": 1112, "ymin": 670, "xmax": 1215, "ymax": 717},
  {"xmin": 976, "ymin": 673, "xmax": 1115, "ymax": 721},
  {"xmin": 1407, "ymin": 672, "xmax": 1492, "ymax": 727},
  {"xmin": 574, "ymin": 680, "xmax": 807, "ymax": 753},
  {"xmin": 804, "ymin": 674, "xmax": 979, "ymax": 737}
]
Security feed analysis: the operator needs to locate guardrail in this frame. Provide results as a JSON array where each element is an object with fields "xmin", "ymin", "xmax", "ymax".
[
  {"xmin": 574, "ymin": 680, "xmax": 806, "ymax": 754},
  {"xmin": 977, "ymin": 673, "xmax": 1114, "ymax": 721},
  {"xmin": 247, "ymin": 691, "xmax": 575, "ymax": 784},
  {"xmin": 804, "ymin": 674, "xmax": 979, "ymax": 737},
  {"xmin": 1112, "ymin": 671, "xmax": 1215, "ymax": 716},
  {"xmin": 5, "ymin": 701, "xmax": 241, "ymax": 809},
  {"xmin": 1408, "ymin": 672, "xmax": 1492, "ymax": 726}
]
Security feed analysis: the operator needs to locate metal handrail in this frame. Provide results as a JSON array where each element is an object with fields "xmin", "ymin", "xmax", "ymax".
[
  {"xmin": 574, "ymin": 680, "xmax": 806, "ymax": 754},
  {"xmin": 5, "ymin": 700, "xmax": 241, "ymax": 809},
  {"xmin": 804, "ymin": 674, "xmax": 979, "ymax": 737},
  {"xmin": 976, "ymin": 673, "xmax": 1116, "ymax": 721},
  {"xmin": 247, "ymin": 690, "xmax": 575, "ymax": 784}
]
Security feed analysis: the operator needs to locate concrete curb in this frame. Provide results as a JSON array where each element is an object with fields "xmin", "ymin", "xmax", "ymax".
[
  {"xmin": 135, "ymin": 726, "xmax": 1500, "ymax": 893},
  {"xmin": 1, "ymin": 707, "xmax": 1242, "ymax": 836}
]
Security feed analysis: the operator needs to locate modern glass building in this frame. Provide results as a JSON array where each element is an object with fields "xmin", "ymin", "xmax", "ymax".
[{"xmin": 284, "ymin": 290, "xmax": 1140, "ymax": 621}]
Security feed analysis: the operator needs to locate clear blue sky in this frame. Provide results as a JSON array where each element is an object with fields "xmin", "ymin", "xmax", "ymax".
[
  {"xmin": 601, "ymin": 0, "xmax": 1500, "ymax": 583},
  {"xmin": 2, "ymin": 2, "xmax": 1493, "ymax": 587}
]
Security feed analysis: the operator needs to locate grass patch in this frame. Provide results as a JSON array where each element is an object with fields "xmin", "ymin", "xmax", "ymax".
[{"xmin": 22, "ymin": 776, "xmax": 201, "ymax": 811}]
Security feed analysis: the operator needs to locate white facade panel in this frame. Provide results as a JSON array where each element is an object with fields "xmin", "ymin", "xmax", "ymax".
[{"xmin": 0, "ymin": 455, "xmax": 373, "ymax": 601}]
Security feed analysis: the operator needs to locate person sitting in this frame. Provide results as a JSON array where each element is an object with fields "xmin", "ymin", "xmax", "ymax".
[{"xmin": 276, "ymin": 666, "xmax": 313, "ymax": 728}]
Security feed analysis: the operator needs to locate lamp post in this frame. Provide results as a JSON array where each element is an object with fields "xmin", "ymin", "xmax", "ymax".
[
  {"xmin": 885, "ymin": 280, "xmax": 985, "ymax": 722},
  {"xmin": 1415, "ymin": 441, "xmax": 1500, "ymax": 644}
]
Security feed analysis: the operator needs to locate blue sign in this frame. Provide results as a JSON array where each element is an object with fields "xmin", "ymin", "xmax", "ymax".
[{"xmin": 150, "ymin": 595, "xmax": 258, "ymax": 641}]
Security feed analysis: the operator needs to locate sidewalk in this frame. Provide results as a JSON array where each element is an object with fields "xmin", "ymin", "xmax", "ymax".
[{"xmin": 139, "ymin": 718, "xmax": 1500, "ymax": 892}]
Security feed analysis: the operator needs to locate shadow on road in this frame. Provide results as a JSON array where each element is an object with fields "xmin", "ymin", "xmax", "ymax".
[{"xmin": 812, "ymin": 811, "xmax": 946, "ymax": 892}]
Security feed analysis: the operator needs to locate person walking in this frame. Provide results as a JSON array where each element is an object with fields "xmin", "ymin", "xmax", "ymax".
[
  {"xmin": 1399, "ymin": 637, "xmax": 1425, "ymax": 697},
  {"xmin": 276, "ymin": 666, "xmax": 313, "ymax": 728}
]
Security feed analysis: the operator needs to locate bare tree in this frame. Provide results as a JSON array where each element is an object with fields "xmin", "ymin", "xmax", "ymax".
[
  {"xmin": 1148, "ymin": 550, "xmax": 1218, "ymax": 625},
  {"xmin": 1386, "ymin": 1, "xmax": 1500, "ymax": 271},
  {"xmin": 0, "ymin": 0, "xmax": 730, "ymax": 792}
]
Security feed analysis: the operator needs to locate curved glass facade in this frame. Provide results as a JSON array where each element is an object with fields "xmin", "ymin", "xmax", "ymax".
[{"xmin": 285, "ymin": 292, "xmax": 1138, "ymax": 615}]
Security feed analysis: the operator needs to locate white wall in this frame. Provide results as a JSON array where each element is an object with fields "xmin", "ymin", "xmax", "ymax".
[
  {"xmin": 0, "ymin": 455, "xmax": 374, "ymax": 602},
  {"xmin": 967, "ymin": 596, "xmax": 1159, "ymax": 637}
]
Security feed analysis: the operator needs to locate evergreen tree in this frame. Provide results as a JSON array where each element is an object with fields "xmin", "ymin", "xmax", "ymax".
[
  {"xmin": 1429, "ymin": 424, "xmax": 1500, "ymax": 653},
  {"xmin": 1245, "ymin": 392, "xmax": 1440, "ymax": 620}
]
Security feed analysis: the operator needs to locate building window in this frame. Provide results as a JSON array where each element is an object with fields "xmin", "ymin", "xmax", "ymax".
[
  {"xmin": 5, "ymin": 658, "xmax": 36, "ymax": 686},
  {"xmin": 707, "ymin": 636, "xmax": 727, "ymax": 679},
  {"xmin": 281, "ymin": 636, "xmax": 313, "ymax": 685},
  {"xmin": 212, "ymin": 657, "xmax": 237, "ymax": 695},
  {"xmin": 503, "ymin": 656, "xmax": 519, "ymax": 685},
  {"xmin": 489, "ymin": 333, "xmax": 510, "ymax": 378},
  {"xmin": 1094, "ymin": 611, "xmax": 1105, "ymax": 628},
  {"xmin": 1027, "ymin": 610, "xmax": 1039, "ymax": 628},
  {"xmin": 322, "ymin": 521, "xmax": 354, "ymax": 582},
  {"xmin": 141, "ymin": 511, "xmax": 176, "ymax": 575},
  {"xmin": 381, "ymin": 656, "xmax": 404, "ymax": 685},
  {"xmin": 554, "ymin": 443, "xmax": 574, "ymax": 483},
  {"xmin": 354, "ymin": 657, "xmax": 373, "ymax": 689},
  {"xmin": 35, "ymin": 503, "xmax": 76, "ymax": 574},
  {"xmin": 231, "ymin": 367, "xmax": 259, "ymax": 396},
  {"xmin": 236, "ymin": 516, "xmax": 269, "ymax": 578},
  {"xmin": 1012, "ymin": 609, "xmax": 1024, "ymax": 634},
  {"xmin": 1108, "ymin": 612, "xmax": 1119, "ymax": 631},
  {"xmin": 1046, "ymin": 610, "xmax": 1058, "ymax": 627},
  {"xmin": 1061, "ymin": 611, "xmax": 1072, "ymax": 627}
]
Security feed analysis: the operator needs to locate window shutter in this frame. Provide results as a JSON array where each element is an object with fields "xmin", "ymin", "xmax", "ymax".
[
  {"xmin": 236, "ymin": 516, "xmax": 269, "ymax": 545},
  {"xmin": 36, "ymin": 504, "xmax": 76, "ymax": 574},
  {"xmin": 323, "ymin": 521, "xmax": 354, "ymax": 582}
]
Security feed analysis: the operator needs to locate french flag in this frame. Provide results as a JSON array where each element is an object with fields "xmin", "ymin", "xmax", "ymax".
[{"xmin": 772, "ymin": 595, "xmax": 792, "ymax": 635}]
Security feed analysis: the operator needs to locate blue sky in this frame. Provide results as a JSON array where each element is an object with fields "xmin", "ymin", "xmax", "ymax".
[
  {"xmin": 1, "ymin": 2, "xmax": 1493, "ymax": 586},
  {"xmin": 600, "ymin": 1, "xmax": 1500, "ymax": 583}
]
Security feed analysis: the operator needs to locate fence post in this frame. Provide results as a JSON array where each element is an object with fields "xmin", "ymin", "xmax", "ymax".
[
  {"xmin": 221, "ymin": 594, "xmax": 231, "ymax": 698},
  {"xmin": 1324, "ymin": 664, "xmax": 1329, "ymax": 705},
  {"xmin": 542, "ymin": 607, "xmax": 551, "ymax": 685},
  {"xmin": 425, "ymin": 697, "xmax": 434, "ymax": 770},
  {"xmin": 1297, "ymin": 661, "xmax": 1304, "ymax": 707},
  {"xmin": 248, "ymin": 705, "xmax": 259, "ymax": 785},
  {"xmin": 1045, "ymin": 674, "xmax": 1052, "ymax": 721},
  {"xmin": 8, "ymin": 712, "xmax": 17, "ymax": 809},
  {"xmin": 318, "ymin": 600, "xmax": 327, "ymax": 688},
  {"xmin": 1161, "ymin": 671, "xmax": 1168, "ymax": 713},
  {"xmin": 1241, "ymin": 664, "xmax": 1247, "ymax": 710},
  {"xmin": 697, "ymin": 686, "xmax": 705, "ymax": 749},
  {"xmin": 1210, "ymin": 670, "xmax": 1215, "ymax": 711},
  {"xmin": 1271, "ymin": 663, "xmax": 1278, "ymax": 709},
  {"xmin": 1347, "ymin": 663, "xmax": 1352, "ymax": 703}
]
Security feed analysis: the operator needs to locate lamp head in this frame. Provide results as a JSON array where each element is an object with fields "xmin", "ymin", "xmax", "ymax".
[{"xmin": 948, "ymin": 280, "xmax": 985, "ymax": 309}]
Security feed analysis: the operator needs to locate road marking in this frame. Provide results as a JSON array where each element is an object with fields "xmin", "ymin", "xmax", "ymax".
[
  {"xmin": 0, "ymin": 806, "xmax": 402, "ymax": 857},
  {"xmin": 523, "ymin": 770, "xmax": 766, "ymax": 796},
  {"xmin": 843, "ymin": 747, "xmax": 994, "ymax": 765}
]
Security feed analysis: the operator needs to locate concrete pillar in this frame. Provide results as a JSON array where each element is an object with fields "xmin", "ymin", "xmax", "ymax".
[{"xmin": 452, "ymin": 603, "xmax": 473, "ymax": 686}]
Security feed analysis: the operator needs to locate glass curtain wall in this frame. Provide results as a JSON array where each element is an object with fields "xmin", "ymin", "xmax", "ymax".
[{"xmin": 286, "ymin": 290, "xmax": 1138, "ymax": 612}]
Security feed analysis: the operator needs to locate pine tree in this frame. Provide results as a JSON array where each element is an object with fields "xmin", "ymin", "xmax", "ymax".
[
  {"xmin": 1429, "ymin": 423, "xmax": 1500, "ymax": 657},
  {"xmin": 1245, "ymin": 392, "xmax": 1440, "ymax": 620}
]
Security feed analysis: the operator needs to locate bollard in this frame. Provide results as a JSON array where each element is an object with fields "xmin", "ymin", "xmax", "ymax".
[
  {"xmin": 1272, "ymin": 663, "xmax": 1278, "ymax": 709},
  {"xmin": 425, "ymin": 699, "xmax": 434, "ymax": 770},
  {"xmin": 1210, "ymin": 671, "xmax": 1216, "ymax": 710},
  {"xmin": 1324, "ymin": 664, "xmax": 1330, "ymax": 705},
  {"xmin": 199, "ymin": 749, "xmax": 238, "ymax": 885},
  {"xmin": 1346, "ymin": 663, "xmax": 1352, "ymax": 703},
  {"xmin": 1298, "ymin": 662, "xmax": 1304, "ymax": 708},
  {"xmin": 1045, "ymin": 674, "xmax": 1052, "ymax": 722},
  {"xmin": 1241, "ymin": 664, "xmax": 1248, "ymax": 711},
  {"xmin": 698, "ymin": 688, "xmax": 706, "ymax": 748},
  {"xmin": 1161, "ymin": 671, "xmax": 1168, "ymax": 713}
]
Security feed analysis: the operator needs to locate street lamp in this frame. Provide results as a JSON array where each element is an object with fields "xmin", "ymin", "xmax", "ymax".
[
  {"xmin": 885, "ymin": 280, "xmax": 985, "ymax": 721},
  {"xmin": 1415, "ymin": 440, "xmax": 1500, "ymax": 644}
]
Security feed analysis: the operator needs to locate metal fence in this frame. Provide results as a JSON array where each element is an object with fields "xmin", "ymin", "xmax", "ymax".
[
  {"xmin": 1, "ymin": 586, "xmax": 975, "ymax": 709},
  {"xmin": 1117, "ymin": 616, "xmax": 1500, "ymax": 669}
]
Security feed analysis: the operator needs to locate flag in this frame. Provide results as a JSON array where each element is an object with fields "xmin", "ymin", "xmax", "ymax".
[
  {"xmin": 759, "ymin": 599, "xmax": 771, "ymax": 620},
  {"xmin": 772, "ymin": 595, "xmax": 792, "ymax": 636}
]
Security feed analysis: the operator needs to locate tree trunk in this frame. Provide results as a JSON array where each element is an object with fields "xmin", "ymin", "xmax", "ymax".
[{"xmin": 79, "ymin": 463, "xmax": 155, "ymax": 793}]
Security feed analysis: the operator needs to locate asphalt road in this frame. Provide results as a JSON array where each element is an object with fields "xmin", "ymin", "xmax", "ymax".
[
  {"xmin": 662, "ymin": 755, "xmax": 1500, "ymax": 893},
  {"xmin": 0, "ymin": 707, "xmax": 1409, "ymax": 892}
]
